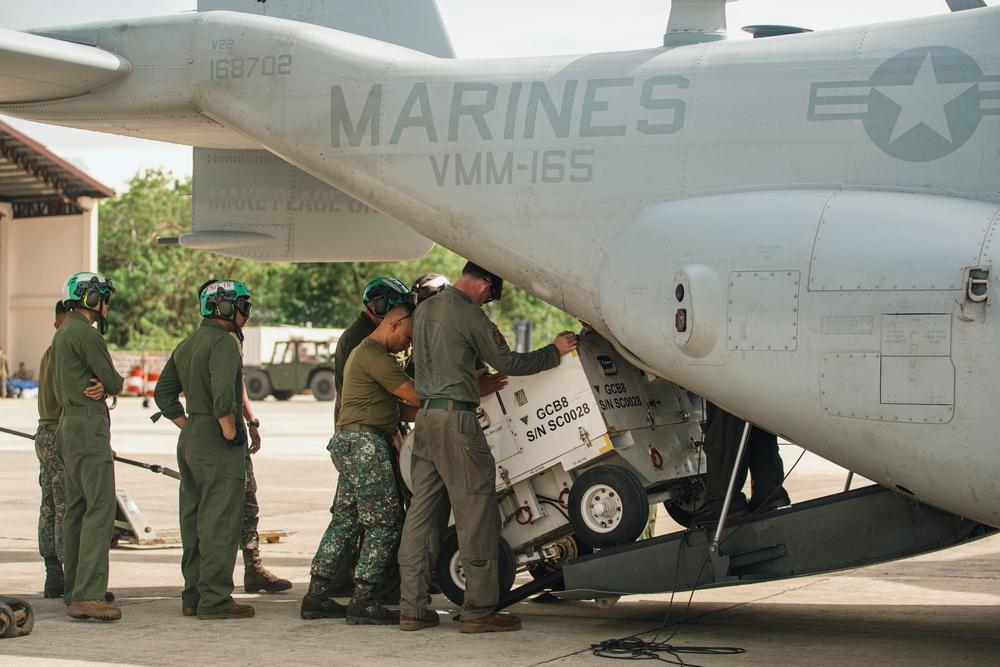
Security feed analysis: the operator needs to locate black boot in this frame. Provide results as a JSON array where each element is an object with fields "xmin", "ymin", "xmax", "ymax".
[
  {"xmin": 346, "ymin": 581, "xmax": 400, "ymax": 626},
  {"xmin": 300, "ymin": 575, "xmax": 347, "ymax": 620},
  {"xmin": 43, "ymin": 557, "xmax": 64, "ymax": 599}
]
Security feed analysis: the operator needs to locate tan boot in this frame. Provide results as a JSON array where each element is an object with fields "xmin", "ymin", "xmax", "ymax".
[
  {"xmin": 243, "ymin": 548, "xmax": 292, "ymax": 593},
  {"xmin": 197, "ymin": 602, "xmax": 255, "ymax": 620},
  {"xmin": 460, "ymin": 612, "xmax": 521, "ymax": 633},
  {"xmin": 67, "ymin": 599, "xmax": 121, "ymax": 622},
  {"xmin": 400, "ymin": 609, "xmax": 440, "ymax": 631}
]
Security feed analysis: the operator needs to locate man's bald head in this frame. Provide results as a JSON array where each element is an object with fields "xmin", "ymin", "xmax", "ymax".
[{"xmin": 372, "ymin": 304, "xmax": 414, "ymax": 353}]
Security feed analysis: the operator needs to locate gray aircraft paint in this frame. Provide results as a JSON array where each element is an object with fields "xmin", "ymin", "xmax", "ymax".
[
  {"xmin": 2, "ymin": 3, "xmax": 1000, "ymax": 528},
  {"xmin": 809, "ymin": 46, "xmax": 1000, "ymax": 161}
]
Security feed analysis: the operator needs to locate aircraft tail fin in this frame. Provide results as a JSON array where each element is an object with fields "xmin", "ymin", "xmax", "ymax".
[
  {"xmin": 196, "ymin": 0, "xmax": 454, "ymax": 57},
  {"xmin": 184, "ymin": 149, "xmax": 434, "ymax": 262},
  {"xmin": 188, "ymin": 0, "xmax": 452, "ymax": 262}
]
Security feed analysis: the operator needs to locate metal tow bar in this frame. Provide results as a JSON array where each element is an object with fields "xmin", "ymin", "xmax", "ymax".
[{"xmin": 0, "ymin": 424, "xmax": 180, "ymax": 480}]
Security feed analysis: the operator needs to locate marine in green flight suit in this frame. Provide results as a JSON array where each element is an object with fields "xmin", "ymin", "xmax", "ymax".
[
  {"xmin": 397, "ymin": 262, "xmax": 578, "ymax": 633},
  {"xmin": 52, "ymin": 272, "xmax": 124, "ymax": 622},
  {"xmin": 154, "ymin": 280, "xmax": 256, "ymax": 620}
]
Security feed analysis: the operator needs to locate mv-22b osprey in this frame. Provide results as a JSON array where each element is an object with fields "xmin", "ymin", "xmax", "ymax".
[{"xmin": 3, "ymin": 0, "xmax": 999, "ymax": 599}]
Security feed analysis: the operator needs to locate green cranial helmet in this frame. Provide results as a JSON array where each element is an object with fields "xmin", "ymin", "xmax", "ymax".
[
  {"xmin": 362, "ymin": 276, "xmax": 408, "ymax": 317},
  {"xmin": 62, "ymin": 272, "xmax": 116, "ymax": 310},
  {"xmin": 200, "ymin": 280, "xmax": 252, "ymax": 319}
]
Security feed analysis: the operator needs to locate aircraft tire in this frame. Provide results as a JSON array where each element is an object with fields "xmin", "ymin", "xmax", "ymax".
[
  {"xmin": 244, "ymin": 369, "xmax": 271, "ymax": 401},
  {"xmin": 434, "ymin": 530, "xmax": 516, "ymax": 607},
  {"xmin": 309, "ymin": 370, "xmax": 336, "ymax": 401},
  {"xmin": 568, "ymin": 465, "xmax": 648, "ymax": 549},
  {"xmin": 663, "ymin": 475, "xmax": 709, "ymax": 528}
]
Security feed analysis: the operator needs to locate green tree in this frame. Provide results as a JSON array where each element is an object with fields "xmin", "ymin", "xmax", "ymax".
[
  {"xmin": 276, "ymin": 245, "xmax": 579, "ymax": 346},
  {"xmin": 98, "ymin": 169, "xmax": 284, "ymax": 350},
  {"xmin": 98, "ymin": 169, "xmax": 578, "ymax": 350}
]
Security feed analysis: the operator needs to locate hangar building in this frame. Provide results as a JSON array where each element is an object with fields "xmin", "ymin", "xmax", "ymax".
[{"xmin": 0, "ymin": 119, "xmax": 114, "ymax": 385}]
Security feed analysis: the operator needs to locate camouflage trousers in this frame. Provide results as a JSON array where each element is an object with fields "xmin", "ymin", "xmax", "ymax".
[
  {"xmin": 310, "ymin": 431, "xmax": 403, "ymax": 589},
  {"xmin": 34, "ymin": 426, "xmax": 65, "ymax": 562},
  {"xmin": 241, "ymin": 453, "xmax": 260, "ymax": 551}
]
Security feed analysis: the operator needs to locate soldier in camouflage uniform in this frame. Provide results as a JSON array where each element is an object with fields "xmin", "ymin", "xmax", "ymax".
[
  {"xmin": 216, "ymin": 309, "xmax": 292, "ymax": 595},
  {"xmin": 238, "ymin": 362, "xmax": 292, "ymax": 593},
  {"xmin": 34, "ymin": 301, "xmax": 69, "ymax": 597},
  {"xmin": 328, "ymin": 276, "xmax": 409, "ymax": 600},
  {"xmin": 303, "ymin": 304, "xmax": 419, "ymax": 625}
]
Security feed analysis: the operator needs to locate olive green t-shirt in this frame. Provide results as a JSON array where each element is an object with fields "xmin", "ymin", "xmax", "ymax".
[
  {"xmin": 337, "ymin": 338, "xmax": 409, "ymax": 434},
  {"xmin": 36, "ymin": 346, "xmax": 60, "ymax": 428},
  {"xmin": 334, "ymin": 311, "xmax": 377, "ymax": 410}
]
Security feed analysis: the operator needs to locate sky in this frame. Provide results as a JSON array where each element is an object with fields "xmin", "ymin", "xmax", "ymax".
[{"xmin": 1, "ymin": 0, "xmax": 989, "ymax": 192}]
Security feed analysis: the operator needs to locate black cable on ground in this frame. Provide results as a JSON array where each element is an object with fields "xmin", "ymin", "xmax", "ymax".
[
  {"xmin": 590, "ymin": 636, "xmax": 745, "ymax": 663},
  {"xmin": 572, "ymin": 442, "xmax": 807, "ymax": 664}
]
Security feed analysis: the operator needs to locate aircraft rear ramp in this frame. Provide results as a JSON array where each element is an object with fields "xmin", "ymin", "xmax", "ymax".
[{"xmin": 496, "ymin": 484, "xmax": 990, "ymax": 608}]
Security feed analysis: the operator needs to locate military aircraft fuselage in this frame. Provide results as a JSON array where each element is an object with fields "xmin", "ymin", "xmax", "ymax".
[{"xmin": 4, "ymin": 8, "xmax": 1000, "ymax": 525}]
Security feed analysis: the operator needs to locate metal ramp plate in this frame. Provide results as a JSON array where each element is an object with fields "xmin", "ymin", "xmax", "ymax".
[{"xmin": 555, "ymin": 485, "xmax": 989, "ymax": 599}]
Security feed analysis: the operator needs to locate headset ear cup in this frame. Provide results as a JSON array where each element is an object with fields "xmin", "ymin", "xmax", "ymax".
[
  {"xmin": 84, "ymin": 288, "xmax": 100, "ymax": 309},
  {"xmin": 372, "ymin": 295, "xmax": 389, "ymax": 317},
  {"xmin": 217, "ymin": 299, "xmax": 234, "ymax": 318}
]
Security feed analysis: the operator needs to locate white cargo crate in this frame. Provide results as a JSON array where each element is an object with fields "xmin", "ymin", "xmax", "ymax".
[{"xmin": 479, "ymin": 349, "xmax": 612, "ymax": 487}]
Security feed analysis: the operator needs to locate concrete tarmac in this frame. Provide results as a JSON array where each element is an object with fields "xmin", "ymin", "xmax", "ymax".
[{"xmin": 1, "ymin": 396, "xmax": 998, "ymax": 666}]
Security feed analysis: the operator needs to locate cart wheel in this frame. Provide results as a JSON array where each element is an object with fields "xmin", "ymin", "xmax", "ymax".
[
  {"xmin": 309, "ymin": 370, "xmax": 335, "ymax": 401},
  {"xmin": 664, "ymin": 475, "xmax": 709, "ymax": 528},
  {"xmin": 244, "ymin": 369, "xmax": 271, "ymax": 401},
  {"xmin": 435, "ymin": 530, "xmax": 516, "ymax": 606},
  {"xmin": 528, "ymin": 534, "xmax": 593, "ymax": 580},
  {"xmin": 568, "ymin": 465, "xmax": 648, "ymax": 549}
]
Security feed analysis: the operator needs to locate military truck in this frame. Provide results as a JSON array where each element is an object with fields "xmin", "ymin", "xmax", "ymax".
[{"xmin": 243, "ymin": 339, "xmax": 336, "ymax": 401}]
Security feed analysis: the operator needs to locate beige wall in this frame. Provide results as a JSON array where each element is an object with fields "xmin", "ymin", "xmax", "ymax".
[{"xmin": 0, "ymin": 198, "xmax": 98, "ymax": 379}]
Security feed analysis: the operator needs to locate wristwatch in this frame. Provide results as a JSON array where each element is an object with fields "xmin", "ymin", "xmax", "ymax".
[{"xmin": 247, "ymin": 419, "xmax": 260, "ymax": 429}]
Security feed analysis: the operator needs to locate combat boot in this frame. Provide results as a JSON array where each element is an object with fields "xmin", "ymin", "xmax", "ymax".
[
  {"xmin": 243, "ymin": 548, "xmax": 292, "ymax": 593},
  {"xmin": 197, "ymin": 602, "xmax": 255, "ymax": 620},
  {"xmin": 346, "ymin": 582, "xmax": 400, "ymax": 626},
  {"xmin": 43, "ymin": 557, "xmax": 64, "ymax": 599},
  {"xmin": 300, "ymin": 575, "xmax": 347, "ymax": 620},
  {"xmin": 67, "ymin": 599, "xmax": 121, "ymax": 622}
]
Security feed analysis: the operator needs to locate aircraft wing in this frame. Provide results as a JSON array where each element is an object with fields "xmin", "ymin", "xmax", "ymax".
[{"xmin": 0, "ymin": 28, "xmax": 131, "ymax": 104}]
